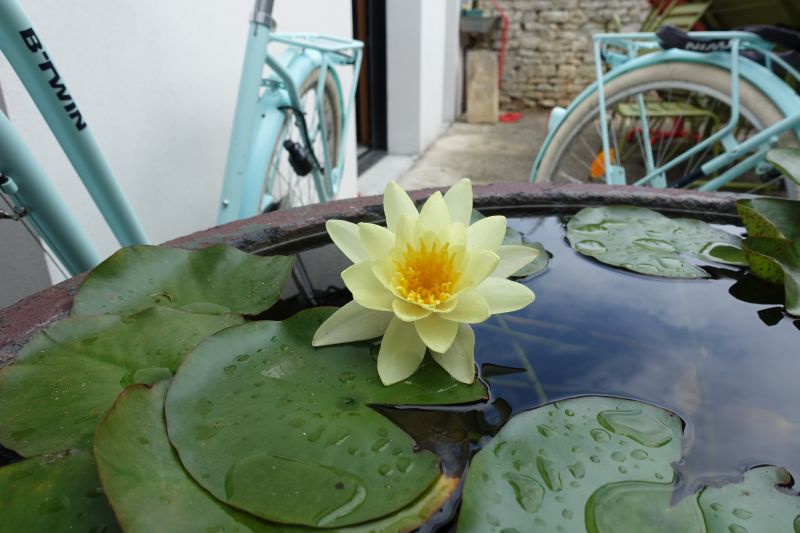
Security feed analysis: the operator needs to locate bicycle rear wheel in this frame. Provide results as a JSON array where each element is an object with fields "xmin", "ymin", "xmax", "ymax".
[
  {"xmin": 537, "ymin": 62, "xmax": 799, "ymax": 198},
  {"xmin": 262, "ymin": 69, "xmax": 342, "ymax": 210}
]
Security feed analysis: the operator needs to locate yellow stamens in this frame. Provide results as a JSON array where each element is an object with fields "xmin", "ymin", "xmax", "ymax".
[{"xmin": 392, "ymin": 240, "xmax": 461, "ymax": 306}]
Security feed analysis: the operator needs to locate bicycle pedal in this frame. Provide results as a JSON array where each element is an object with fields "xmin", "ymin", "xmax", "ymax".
[{"xmin": 283, "ymin": 140, "xmax": 313, "ymax": 176}]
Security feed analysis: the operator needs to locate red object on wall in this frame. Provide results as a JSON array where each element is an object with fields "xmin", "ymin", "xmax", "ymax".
[{"xmin": 490, "ymin": 0, "xmax": 510, "ymax": 89}]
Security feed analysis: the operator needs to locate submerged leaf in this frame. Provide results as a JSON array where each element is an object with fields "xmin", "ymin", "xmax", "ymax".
[
  {"xmin": 165, "ymin": 308, "xmax": 485, "ymax": 528},
  {"xmin": 96, "ymin": 381, "xmax": 459, "ymax": 532},
  {"xmin": 566, "ymin": 206, "xmax": 745, "ymax": 278},
  {"xmin": 0, "ymin": 308, "xmax": 242, "ymax": 456},
  {"xmin": 471, "ymin": 209, "xmax": 549, "ymax": 276},
  {"xmin": 0, "ymin": 450, "xmax": 119, "ymax": 532},
  {"xmin": 512, "ymin": 241, "xmax": 550, "ymax": 278},
  {"xmin": 472, "ymin": 209, "xmax": 523, "ymax": 245},
  {"xmin": 72, "ymin": 245, "xmax": 294, "ymax": 316}
]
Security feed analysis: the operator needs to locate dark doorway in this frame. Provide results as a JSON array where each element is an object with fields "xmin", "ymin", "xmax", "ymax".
[{"xmin": 352, "ymin": 0, "xmax": 387, "ymax": 173}]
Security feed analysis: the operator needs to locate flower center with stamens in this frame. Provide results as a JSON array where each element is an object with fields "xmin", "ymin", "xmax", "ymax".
[{"xmin": 392, "ymin": 240, "xmax": 461, "ymax": 307}]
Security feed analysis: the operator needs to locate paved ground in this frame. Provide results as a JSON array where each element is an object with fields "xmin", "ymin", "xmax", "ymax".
[{"xmin": 359, "ymin": 110, "xmax": 548, "ymax": 195}]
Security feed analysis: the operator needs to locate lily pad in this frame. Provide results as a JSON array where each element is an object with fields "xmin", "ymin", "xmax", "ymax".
[
  {"xmin": 566, "ymin": 206, "xmax": 745, "ymax": 278},
  {"xmin": 459, "ymin": 397, "xmax": 683, "ymax": 532},
  {"xmin": 767, "ymin": 147, "xmax": 800, "ymax": 185},
  {"xmin": 165, "ymin": 308, "xmax": 485, "ymax": 528},
  {"xmin": 460, "ymin": 397, "xmax": 800, "ymax": 532},
  {"xmin": 72, "ymin": 244, "xmax": 294, "ymax": 316},
  {"xmin": 736, "ymin": 198, "xmax": 800, "ymax": 240},
  {"xmin": 699, "ymin": 466, "xmax": 800, "ymax": 533},
  {"xmin": 0, "ymin": 307, "xmax": 242, "ymax": 456},
  {"xmin": 742, "ymin": 237, "xmax": 800, "ymax": 316},
  {"xmin": 0, "ymin": 450, "xmax": 119, "ymax": 532},
  {"xmin": 95, "ymin": 381, "xmax": 460, "ymax": 533}
]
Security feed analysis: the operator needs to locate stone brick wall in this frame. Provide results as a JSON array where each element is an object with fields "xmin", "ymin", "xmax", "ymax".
[{"xmin": 471, "ymin": 0, "xmax": 650, "ymax": 108}]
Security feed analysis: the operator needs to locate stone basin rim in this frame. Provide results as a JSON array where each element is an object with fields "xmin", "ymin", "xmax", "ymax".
[{"xmin": 0, "ymin": 183, "xmax": 742, "ymax": 364}]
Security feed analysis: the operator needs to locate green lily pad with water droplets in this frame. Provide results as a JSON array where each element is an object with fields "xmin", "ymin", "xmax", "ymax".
[
  {"xmin": 95, "ymin": 381, "xmax": 460, "ymax": 533},
  {"xmin": 0, "ymin": 450, "xmax": 120, "ymax": 532},
  {"xmin": 699, "ymin": 466, "xmax": 800, "ymax": 532},
  {"xmin": 165, "ymin": 307, "xmax": 485, "ymax": 528},
  {"xmin": 459, "ymin": 397, "xmax": 684, "ymax": 532},
  {"xmin": 72, "ymin": 245, "xmax": 294, "ymax": 317},
  {"xmin": 0, "ymin": 307, "xmax": 242, "ymax": 456},
  {"xmin": 460, "ymin": 397, "xmax": 800, "ymax": 532},
  {"xmin": 566, "ymin": 206, "xmax": 745, "ymax": 278}
]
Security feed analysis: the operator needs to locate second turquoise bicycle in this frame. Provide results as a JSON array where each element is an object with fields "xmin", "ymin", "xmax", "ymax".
[{"xmin": 531, "ymin": 25, "xmax": 800, "ymax": 198}]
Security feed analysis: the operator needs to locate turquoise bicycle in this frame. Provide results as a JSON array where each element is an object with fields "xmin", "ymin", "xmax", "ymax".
[
  {"xmin": 0, "ymin": 0, "xmax": 362, "ymax": 275},
  {"xmin": 531, "ymin": 26, "xmax": 800, "ymax": 198}
]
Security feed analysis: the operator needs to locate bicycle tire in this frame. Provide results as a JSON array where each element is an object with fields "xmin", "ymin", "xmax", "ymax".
[
  {"xmin": 261, "ymin": 68, "xmax": 342, "ymax": 210},
  {"xmin": 536, "ymin": 62, "xmax": 799, "ymax": 198}
]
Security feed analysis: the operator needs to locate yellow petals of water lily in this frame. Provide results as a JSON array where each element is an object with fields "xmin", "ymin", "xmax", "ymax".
[{"xmin": 313, "ymin": 179, "xmax": 537, "ymax": 386}]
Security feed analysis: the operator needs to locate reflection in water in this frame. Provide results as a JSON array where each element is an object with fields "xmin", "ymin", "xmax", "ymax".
[
  {"xmin": 280, "ymin": 215, "xmax": 800, "ymax": 494},
  {"xmin": 479, "ymin": 216, "xmax": 800, "ymax": 491}
]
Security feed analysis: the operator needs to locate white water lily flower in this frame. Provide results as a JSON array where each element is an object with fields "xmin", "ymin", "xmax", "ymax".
[{"xmin": 312, "ymin": 179, "xmax": 537, "ymax": 385}]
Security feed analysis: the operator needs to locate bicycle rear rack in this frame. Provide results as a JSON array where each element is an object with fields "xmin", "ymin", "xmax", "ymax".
[{"xmin": 592, "ymin": 31, "xmax": 800, "ymax": 190}]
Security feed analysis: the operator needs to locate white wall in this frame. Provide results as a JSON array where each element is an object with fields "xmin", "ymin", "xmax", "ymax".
[
  {"xmin": 0, "ymin": 0, "xmax": 357, "ymax": 283},
  {"xmin": 386, "ymin": 0, "xmax": 460, "ymax": 155}
]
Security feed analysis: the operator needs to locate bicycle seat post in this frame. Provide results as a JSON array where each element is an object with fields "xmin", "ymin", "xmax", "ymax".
[{"xmin": 252, "ymin": 0, "xmax": 275, "ymax": 27}]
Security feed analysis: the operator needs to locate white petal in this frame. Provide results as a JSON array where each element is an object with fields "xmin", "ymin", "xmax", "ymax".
[
  {"xmin": 443, "ymin": 179, "xmax": 473, "ymax": 226},
  {"xmin": 457, "ymin": 249, "xmax": 500, "ymax": 290},
  {"xmin": 441, "ymin": 290, "xmax": 490, "ymax": 323},
  {"xmin": 414, "ymin": 314, "xmax": 459, "ymax": 353},
  {"xmin": 378, "ymin": 318, "xmax": 427, "ymax": 385},
  {"xmin": 430, "ymin": 323, "xmax": 476, "ymax": 384},
  {"xmin": 493, "ymin": 245, "xmax": 540, "ymax": 278},
  {"xmin": 384, "ymin": 182, "xmax": 418, "ymax": 233},
  {"xmin": 392, "ymin": 298, "xmax": 432, "ymax": 322},
  {"xmin": 395, "ymin": 213, "xmax": 417, "ymax": 248},
  {"xmin": 342, "ymin": 262, "xmax": 394, "ymax": 311},
  {"xmin": 358, "ymin": 223, "xmax": 395, "ymax": 260},
  {"xmin": 467, "ymin": 215, "xmax": 507, "ymax": 252},
  {"xmin": 326, "ymin": 220, "xmax": 368, "ymax": 263},
  {"xmin": 447, "ymin": 222, "xmax": 467, "ymax": 248},
  {"xmin": 475, "ymin": 277, "xmax": 536, "ymax": 314},
  {"xmin": 312, "ymin": 301, "xmax": 393, "ymax": 346},
  {"xmin": 417, "ymin": 192, "xmax": 451, "ymax": 235}
]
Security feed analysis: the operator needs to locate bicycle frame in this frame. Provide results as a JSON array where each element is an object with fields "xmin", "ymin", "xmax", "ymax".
[
  {"xmin": 0, "ymin": 0, "xmax": 149, "ymax": 274},
  {"xmin": 531, "ymin": 31, "xmax": 800, "ymax": 190},
  {"xmin": 216, "ymin": 1, "xmax": 362, "ymax": 224}
]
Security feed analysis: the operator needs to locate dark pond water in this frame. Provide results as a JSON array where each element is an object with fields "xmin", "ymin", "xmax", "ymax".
[{"xmin": 273, "ymin": 214, "xmax": 800, "ymax": 508}]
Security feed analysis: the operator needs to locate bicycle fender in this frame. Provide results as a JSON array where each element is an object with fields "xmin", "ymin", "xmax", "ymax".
[
  {"xmin": 530, "ymin": 49, "xmax": 800, "ymax": 182},
  {"xmin": 239, "ymin": 51, "xmax": 344, "ymax": 218}
]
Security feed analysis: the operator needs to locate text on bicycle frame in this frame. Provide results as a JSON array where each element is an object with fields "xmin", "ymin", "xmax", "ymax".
[{"xmin": 19, "ymin": 28, "xmax": 87, "ymax": 131}]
